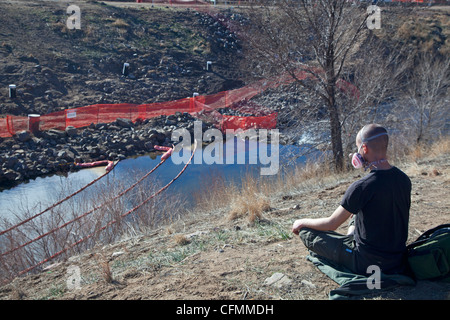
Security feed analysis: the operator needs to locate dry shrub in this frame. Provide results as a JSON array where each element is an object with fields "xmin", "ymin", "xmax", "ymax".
[
  {"xmin": 427, "ymin": 136, "xmax": 450, "ymax": 158},
  {"xmin": 0, "ymin": 169, "xmax": 188, "ymax": 284},
  {"xmin": 52, "ymin": 21, "xmax": 68, "ymax": 33},
  {"xmin": 227, "ymin": 174, "xmax": 272, "ymax": 223},
  {"xmin": 96, "ymin": 254, "xmax": 113, "ymax": 284},
  {"xmin": 173, "ymin": 234, "xmax": 190, "ymax": 246},
  {"xmin": 192, "ymin": 168, "xmax": 231, "ymax": 211},
  {"xmin": 228, "ymin": 193, "xmax": 271, "ymax": 223},
  {"xmin": 293, "ymin": 157, "xmax": 333, "ymax": 182},
  {"xmin": 110, "ymin": 19, "xmax": 130, "ymax": 29},
  {"xmin": 404, "ymin": 136, "xmax": 450, "ymax": 163}
]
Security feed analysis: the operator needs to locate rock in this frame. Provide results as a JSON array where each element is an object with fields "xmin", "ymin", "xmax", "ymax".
[
  {"xmin": 165, "ymin": 119, "xmax": 177, "ymax": 126},
  {"xmin": 155, "ymin": 129, "xmax": 168, "ymax": 142},
  {"xmin": 5, "ymin": 156, "xmax": 19, "ymax": 169},
  {"xmin": 65, "ymin": 126, "xmax": 78, "ymax": 137},
  {"xmin": 144, "ymin": 141, "xmax": 155, "ymax": 151},
  {"xmin": 4, "ymin": 170, "xmax": 18, "ymax": 181},
  {"xmin": 58, "ymin": 150, "xmax": 75, "ymax": 161},
  {"xmin": 301, "ymin": 279, "xmax": 316, "ymax": 289},
  {"xmin": 108, "ymin": 125, "xmax": 121, "ymax": 131},
  {"xmin": 46, "ymin": 129, "xmax": 66, "ymax": 140},
  {"xmin": 31, "ymin": 137, "xmax": 44, "ymax": 146},
  {"xmin": 87, "ymin": 146, "xmax": 99, "ymax": 156},
  {"xmin": 111, "ymin": 251, "xmax": 125, "ymax": 258},
  {"xmin": 116, "ymin": 118, "xmax": 133, "ymax": 128},
  {"xmin": 263, "ymin": 272, "xmax": 292, "ymax": 288},
  {"xmin": 16, "ymin": 130, "xmax": 31, "ymax": 142},
  {"xmin": 13, "ymin": 160, "xmax": 27, "ymax": 172},
  {"xmin": 108, "ymin": 152, "xmax": 118, "ymax": 159}
]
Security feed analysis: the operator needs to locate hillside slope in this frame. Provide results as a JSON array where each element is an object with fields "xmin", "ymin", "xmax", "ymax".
[
  {"xmin": 1, "ymin": 152, "xmax": 448, "ymax": 300},
  {"xmin": 0, "ymin": 0, "xmax": 245, "ymax": 116}
]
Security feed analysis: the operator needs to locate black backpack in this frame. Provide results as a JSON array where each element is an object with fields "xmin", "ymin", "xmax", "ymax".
[{"xmin": 406, "ymin": 224, "xmax": 450, "ymax": 282}]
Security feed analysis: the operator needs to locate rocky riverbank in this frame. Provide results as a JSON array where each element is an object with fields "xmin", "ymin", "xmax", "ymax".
[
  {"xmin": 0, "ymin": 109, "xmax": 294, "ymax": 189},
  {"xmin": 0, "ymin": 112, "xmax": 212, "ymax": 189}
]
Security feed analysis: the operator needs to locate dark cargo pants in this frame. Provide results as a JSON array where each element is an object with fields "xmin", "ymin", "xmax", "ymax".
[{"xmin": 299, "ymin": 227, "xmax": 359, "ymax": 274}]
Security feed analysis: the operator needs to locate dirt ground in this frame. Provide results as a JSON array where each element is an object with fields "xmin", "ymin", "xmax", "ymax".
[{"xmin": 0, "ymin": 151, "xmax": 449, "ymax": 301}]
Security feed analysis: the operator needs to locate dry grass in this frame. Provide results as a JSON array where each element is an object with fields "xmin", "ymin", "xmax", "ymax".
[
  {"xmin": 110, "ymin": 19, "xmax": 130, "ymax": 29},
  {"xmin": 94, "ymin": 253, "xmax": 113, "ymax": 284},
  {"xmin": 173, "ymin": 234, "xmax": 190, "ymax": 246},
  {"xmin": 100, "ymin": 260, "xmax": 113, "ymax": 284},
  {"xmin": 0, "ymin": 169, "xmax": 188, "ymax": 284},
  {"xmin": 52, "ymin": 21, "xmax": 69, "ymax": 34},
  {"xmin": 195, "ymin": 136, "xmax": 450, "ymax": 226},
  {"xmin": 228, "ymin": 191, "xmax": 272, "ymax": 224},
  {"xmin": 403, "ymin": 136, "xmax": 450, "ymax": 163}
]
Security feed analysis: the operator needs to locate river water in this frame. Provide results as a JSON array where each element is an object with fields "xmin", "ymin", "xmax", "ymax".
[{"xmin": 0, "ymin": 137, "xmax": 318, "ymax": 222}]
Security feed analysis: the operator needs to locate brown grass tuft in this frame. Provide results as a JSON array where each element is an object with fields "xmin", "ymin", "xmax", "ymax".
[
  {"xmin": 227, "ymin": 174, "xmax": 272, "ymax": 224},
  {"xmin": 173, "ymin": 234, "xmax": 190, "ymax": 246},
  {"xmin": 110, "ymin": 19, "xmax": 130, "ymax": 29},
  {"xmin": 95, "ymin": 254, "xmax": 113, "ymax": 284}
]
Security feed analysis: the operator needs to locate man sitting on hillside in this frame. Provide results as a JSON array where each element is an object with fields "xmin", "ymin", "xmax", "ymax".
[{"xmin": 292, "ymin": 124, "xmax": 412, "ymax": 276}]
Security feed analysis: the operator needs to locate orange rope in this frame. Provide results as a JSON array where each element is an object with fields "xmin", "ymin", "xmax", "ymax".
[
  {"xmin": 17, "ymin": 141, "xmax": 197, "ymax": 276},
  {"xmin": 1, "ymin": 158, "xmax": 165, "ymax": 257},
  {"xmin": 0, "ymin": 161, "xmax": 120, "ymax": 237}
]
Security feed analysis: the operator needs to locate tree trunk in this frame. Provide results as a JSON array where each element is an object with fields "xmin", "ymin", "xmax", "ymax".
[
  {"xmin": 326, "ymin": 66, "xmax": 344, "ymax": 171},
  {"xmin": 329, "ymin": 101, "xmax": 344, "ymax": 172},
  {"xmin": 325, "ymin": 42, "xmax": 344, "ymax": 172}
]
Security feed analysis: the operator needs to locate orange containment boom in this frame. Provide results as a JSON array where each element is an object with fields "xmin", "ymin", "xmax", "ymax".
[
  {"xmin": 75, "ymin": 160, "xmax": 115, "ymax": 172},
  {"xmin": 154, "ymin": 145, "xmax": 174, "ymax": 160}
]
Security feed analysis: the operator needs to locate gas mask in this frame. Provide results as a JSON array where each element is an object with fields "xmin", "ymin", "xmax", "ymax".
[
  {"xmin": 351, "ymin": 144, "xmax": 366, "ymax": 169},
  {"xmin": 351, "ymin": 132, "xmax": 388, "ymax": 170}
]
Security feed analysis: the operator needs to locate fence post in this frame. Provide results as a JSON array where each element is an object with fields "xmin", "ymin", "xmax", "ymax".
[
  {"xmin": 191, "ymin": 93, "xmax": 199, "ymax": 113},
  {"xmin": 122, "ymin": 63, "xmax": 129, "ymax": 76},
  {"xmin": 9, "ymin": 85, "xmax": 16, "ymax": 99},
  {"xmin": 28, "ymin": 114, "xmax": 41, "ymax": 135}
]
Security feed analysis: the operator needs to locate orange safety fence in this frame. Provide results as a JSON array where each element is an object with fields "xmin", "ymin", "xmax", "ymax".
[
  {"xmin": 192, "ymin": 91, "xmax": 277, "ymax": 131},
  {"xmin": 0, "ymin": 82, "xmax": 273, "ymax": 138},
  {"xmin": 221, "ymin": 112, "xmax": 277, "ymax": 131},
  {"xmin": 0, "ymin": 65, "xmax": 362, "ymax": 138}
]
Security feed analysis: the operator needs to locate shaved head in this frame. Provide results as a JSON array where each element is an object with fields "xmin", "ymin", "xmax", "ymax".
[{"xmin": 357, "ymin": 124, "xmax": 389, "ymax": 155}]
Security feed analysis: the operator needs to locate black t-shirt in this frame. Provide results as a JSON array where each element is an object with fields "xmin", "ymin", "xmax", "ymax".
[{"xmin": 340, "ymin": 166, "xmax": 411, "ymax": 274}]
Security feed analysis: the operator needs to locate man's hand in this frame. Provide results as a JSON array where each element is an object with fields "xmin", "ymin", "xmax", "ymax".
[
  {"xmin": 292, "ymin": 206, "xmax": 353, "ymax": 235},
  {"xmin": 292, "ymin": 219, "xmax": 305, "ymax": 235}
]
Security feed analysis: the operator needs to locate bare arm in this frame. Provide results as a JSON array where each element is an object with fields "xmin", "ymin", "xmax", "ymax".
[{"xmin": 292, "ymin": 205, "xmax": 353, "ymax": 235}]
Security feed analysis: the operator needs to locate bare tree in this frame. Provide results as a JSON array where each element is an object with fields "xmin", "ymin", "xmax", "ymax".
[
  {"xmin": 241, "ymin": 0, "xmax": 395, "ymax": 170},
  {"xmin": 403, "ymin": 53, "xmax": 450, "ymax": 144}
]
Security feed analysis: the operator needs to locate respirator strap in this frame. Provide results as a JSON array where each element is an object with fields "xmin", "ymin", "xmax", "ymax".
[{"xmin": 361, "ymin": 132, "xmax": 388, "ymax": 143}]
